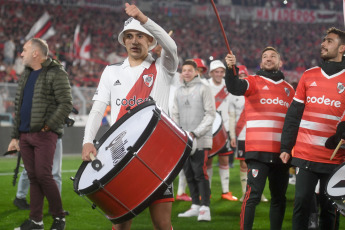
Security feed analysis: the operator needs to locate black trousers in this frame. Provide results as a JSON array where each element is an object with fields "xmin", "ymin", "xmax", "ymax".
[
  {"xmin": 293, "ymin": 167, "xmax": 339, "ymax": 230},
  {"xmin": 183, "ymin": 149, "xmax": 210, "ymax": 206},
  {"xmin": 240, "ymin": 160, "xmax": 289, "ymax": 230}
]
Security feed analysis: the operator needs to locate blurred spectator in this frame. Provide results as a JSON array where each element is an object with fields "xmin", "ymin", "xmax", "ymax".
[
  {"xmin": 0, "ymin": 88, "xmax": 5, "ymax": 113},
  {"xmin": 0, "ymin": 0, "xmax": 342, "ymax": 87},
  {"xmin": 3, "ymin": 37, "xmax": 15, "ymax": 65},
  {"xmin": 13, "ymin": 52, "xmax": 24, "ymax": 75}
]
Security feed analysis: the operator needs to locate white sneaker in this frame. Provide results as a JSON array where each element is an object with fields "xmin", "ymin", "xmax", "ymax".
[
  {"xmin": 197, "ymin": 205, "xmax": 211, "ymax": 221},
  {"xmin": 239, "ymin": 194, "xmax": 245, "ymax": 202},
  {"xmin": 261, "ymin": 194, "xmax": 269, "ymax": 202},
  {"xmin": 178, "ymin": 204, "xmax": 200, "ymax": 217}
]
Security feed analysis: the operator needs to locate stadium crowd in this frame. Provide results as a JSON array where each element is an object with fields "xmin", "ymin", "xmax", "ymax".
[
  {"xmin": 1, "ymin": 2, "xmax": 345, "ymax": 229},
  {"xmin": 196, "ymin": 0, "xmax": 341, "ymax": 9},
  {"xmin": 0, "ymin": 0, "xmax": 343, "ymax": 87}
]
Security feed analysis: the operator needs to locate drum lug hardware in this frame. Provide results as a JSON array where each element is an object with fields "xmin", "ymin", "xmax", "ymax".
[
  {"xmin": 153, "ymin": 108, "xmax": 160, "ymax": 118},
  {"xmin": 127, "ymin": 146, "xmax": 136, "ymax": 155},
  {"xmin": 92, "ymin": 179, "xmax": 103, "ymax": 189},
  {"xmin": 91, "ymin": 203, "xmax": 97, "ymax": 209},
  {"xmin": 93, "ymin": 140, "xmax": 100, "ymax": 149}
]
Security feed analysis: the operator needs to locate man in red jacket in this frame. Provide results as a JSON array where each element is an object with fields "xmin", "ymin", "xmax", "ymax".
[
  {"xmin": 280, "ymin": 27, "xmax": 345, "ymax": 230},
  {"xmin": 225, "ymin": 47, "xmax": 295, "ymax": 230}
]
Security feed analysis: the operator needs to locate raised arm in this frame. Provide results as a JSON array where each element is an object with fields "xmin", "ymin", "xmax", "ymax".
[
  {"xmin": 125, "ymin": 3, "xmax": 178, "ymax": 74},
  {"xmin": 224, "ymin": 54, "xmax": 248, "ymax": 96}
]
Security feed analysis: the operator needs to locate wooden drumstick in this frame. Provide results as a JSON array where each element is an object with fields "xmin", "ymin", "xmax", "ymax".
[
  {"xmin": 89, "ymin": 152, "xmax": 96, "ymax": 161},
  {"xmin": 209, "ymin": 0, "xmax": 237, "ymax": 75},
  {"xmin": 89, "ymin": 152, "xmax": 102, "ymax": 171},
  {"xmin": 168, "ymin": 30, "xmax": 173, "ymax": 36},
  {"xmin": 330, "ymin": 140, "xmax": 343, "ymax": 160}
]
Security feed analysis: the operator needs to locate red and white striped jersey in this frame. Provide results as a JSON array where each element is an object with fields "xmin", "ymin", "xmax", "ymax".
[
  {"xmin": 228, "ymin": 94, "xmax": 246, "ymax": 140},
  {"xmin": 293, "ymin": 67, "xmax": 345, "ymax": 164},
  {"xmin": 208, "ymin": 78, "xmax": 231, "ymax": 132},
  {"xmin": 244, "ymin": 75, "xmax": 294, "ymax": 153}
]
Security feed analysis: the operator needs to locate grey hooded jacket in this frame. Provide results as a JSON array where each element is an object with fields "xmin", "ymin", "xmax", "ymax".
[{"xmin": 172, "ymin": 76, "xmax": 216, "ymax": 149}]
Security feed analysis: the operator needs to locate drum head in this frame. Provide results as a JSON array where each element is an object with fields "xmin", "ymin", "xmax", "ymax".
[
  {"xmin": 326, "ymin": 162, "xmax": 345, "ymax": 199},
  {"xmin": 212, "ymin": 112, "xmax": 222, "ymax": 135},
  {"xmin": 75, "ymin": 101, "xmax": 160, "ymax": 194}
]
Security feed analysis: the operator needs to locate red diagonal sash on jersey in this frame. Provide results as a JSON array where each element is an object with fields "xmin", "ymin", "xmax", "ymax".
[
  {"xmin": 116, "ymin": 61, "xmax": 157, "ymax": 121},
  {"xmin": 215, "ymin": 86, "xmax": 228, "ymax": 109},
  {"xmin": 236, "ymin": 110, "xmax": 246, "ymax": 137}
]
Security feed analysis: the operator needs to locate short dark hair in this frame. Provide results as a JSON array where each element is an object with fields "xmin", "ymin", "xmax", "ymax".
[
  {"xmin": 327, "ymin": 27, "xmax": 345, "ymax": 45},
  {"xmin": 261, "ymin": 46, "xmax": 280, "ymax": 57},
  {"xmin": 183, "ymin": 59, "xmax": 198, "ymax": 70},
  {"xmin": 30, "ymin": 38, "xmax": 49, "ymax": 57}
]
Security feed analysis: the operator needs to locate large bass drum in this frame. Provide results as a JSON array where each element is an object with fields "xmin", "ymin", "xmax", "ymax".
[
  {"xmin": 73, "ymin": 100, "xmax": 192, "ymax": 224},
  {"xmin": 325, "ymin": 162, "xmax": 345, "ymax": 216},
  {"xmin": 209, "ymin": 111, "xmax": 228, "ymax": 158}
]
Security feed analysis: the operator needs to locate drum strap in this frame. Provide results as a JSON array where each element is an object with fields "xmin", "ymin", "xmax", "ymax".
[
  {"xmin": 116, "ymin": 61, "xmax": 157, "ymax": 121},
  {"xmin": 236, "ymin": 110, "xmax": 246, "ymax": 137},
  {"xmin": 215, "ymin": 85, "xmax": 228, "ymax": 109}
]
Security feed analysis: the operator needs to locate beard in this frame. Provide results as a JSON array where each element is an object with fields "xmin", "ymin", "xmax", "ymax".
[
  {"xmin": 262, "ymin": 63, "xmax": 279, "ymax": 72},
  {"xmin": 321, "ymin": 47, "xmax": 338, "ymax": 61}
]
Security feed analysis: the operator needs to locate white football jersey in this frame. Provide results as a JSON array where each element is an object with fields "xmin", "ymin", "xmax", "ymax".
[{"xmin": 92, "ymin": 18, "xmax": 178, "ymax": 125}]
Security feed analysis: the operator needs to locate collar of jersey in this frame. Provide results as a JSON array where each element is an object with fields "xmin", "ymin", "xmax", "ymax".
[{"xmin": 122, "ymin": 53, "xmax": 154, "ymax": 69}]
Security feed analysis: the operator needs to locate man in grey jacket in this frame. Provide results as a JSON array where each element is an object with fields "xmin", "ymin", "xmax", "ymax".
[
  {"xmin": 8, "ymin": 38, "xmax": 72, "ymax": 230},
  {"xmin": 172, "ymin": 59, "xmax": 216, "ymax": 222}
]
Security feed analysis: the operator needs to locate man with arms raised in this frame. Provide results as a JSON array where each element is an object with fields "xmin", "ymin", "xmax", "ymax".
[{"xmin": 225, "ymin": 47, "xmax": 294, "ymax": 230}]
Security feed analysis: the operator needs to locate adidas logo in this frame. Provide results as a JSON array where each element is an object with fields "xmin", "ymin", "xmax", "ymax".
[
  {"xmin": 310, "ymin": 81, "xmax": 317, "ymax": 87},
  {"xmin": 114, "ymin": 80, "xmax": 121, "ymax": 86},
  {"xmin": 262, "ymin": 85, "xmax": 269, "ymax": 90}
]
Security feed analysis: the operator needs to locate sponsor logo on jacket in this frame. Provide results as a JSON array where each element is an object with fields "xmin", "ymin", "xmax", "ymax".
[
  {"xmin": 306, "ymin": 95, "xmax": 341, "ymax": 108},
  {"xmin": 260, "ymin": 97, "xmax": 290, "ymax": 108}
]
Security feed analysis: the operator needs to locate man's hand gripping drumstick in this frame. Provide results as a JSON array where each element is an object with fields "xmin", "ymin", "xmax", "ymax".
[
  {"xmin": 225, "ymin": 53, "xmax": 237, "ymax": 70},
  {"xmin": 325, "ymin": 121, "xmax": 345, "ymax": 160},
  {"xmin": 82, "ymin": 143, "xmax": 97, "ymax": 161},
  {"xmin": 82, "ymin": 143, "xmax": 102, "ymax": 171}
]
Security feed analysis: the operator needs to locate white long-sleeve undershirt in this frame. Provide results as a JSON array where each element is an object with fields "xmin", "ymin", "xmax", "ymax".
[{"xmin": 82, "ymin": 100, "xmax": 107, "ymax": 146}]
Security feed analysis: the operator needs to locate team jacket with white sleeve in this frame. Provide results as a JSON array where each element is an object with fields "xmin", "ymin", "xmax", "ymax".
[
  {"xmin": 83, "ymin": 18, "xmax": 178, "ymax": 145},
  {"xmin": 281, "ymin": 60, "xmax": 345, "ymax": 172},
  {"xmin": 225, "ymin": 66, "xmax": 295, "ymax": 164},
  {"xmin": 207, "ymin": 78, "xmax": 231, "ymax": 132}
]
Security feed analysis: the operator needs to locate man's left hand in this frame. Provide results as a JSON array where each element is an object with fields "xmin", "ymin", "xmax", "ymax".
[{"xmin": 280, "ymin": 152, "xmax": 290, "ymax": 164}]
